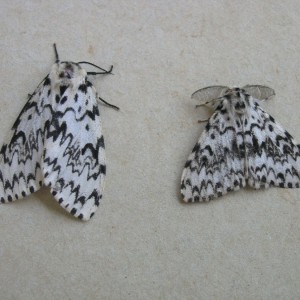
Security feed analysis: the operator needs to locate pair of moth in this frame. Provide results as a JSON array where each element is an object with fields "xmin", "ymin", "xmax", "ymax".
[{"xmin": 0, "ymin": 45, "xmax": 299, "ymax": 221}]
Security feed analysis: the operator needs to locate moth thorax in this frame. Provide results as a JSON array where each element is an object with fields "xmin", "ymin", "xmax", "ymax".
[
  {"xmin": 51, "ymin": 62, "xmax": 87, "ymax": 86},
  {"xmin": 232, "ymin": 97, "xmax": 247, "ymax": 114}
]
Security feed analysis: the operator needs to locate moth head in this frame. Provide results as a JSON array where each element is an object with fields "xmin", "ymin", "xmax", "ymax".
[
  {"xmin": 223, "ymin": 87, "xmax": 248, "ymax": 114},
  {"xmin": 51, "ymin": 61, "xmax": 87, "ymax": 86}
]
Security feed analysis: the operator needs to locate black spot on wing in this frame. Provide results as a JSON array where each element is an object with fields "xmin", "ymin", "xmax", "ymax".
[
  {"xmin": 60, "ymin": 85, "xmax": 68, "ymax": 96},
  {"xmin": 78, "ymin": 84, "xmax": 87, "ymax": 93},
  {"xmin": 99, "ymin": 136, "xmax": 105, "ymax": 148},
  {"xmin": 252, "ymin": 135, "xmax": 260, "ymax": 153},
  {"xmin": 205, "ymin": 122, "xmax": 211, "ymax": 131},
  {"xmin": 269, "ymin": 115, "xmax": 275, "ymax": 123},
  {"xmin": 43, "ymin": 77, "xmax": 51, "ymax": 86},
  {"xmin": 191, "ymin": 143, "xmax": 200, "ymax": 155},
  {"xmin": 71, "ymin": 208, "xmax": 77, "ymax": 215},
  {"xmin": 60, "ymin": 96, "xmax": 68, "ymax": 105},
  {"xmin": 100, "ymin": 165, "xmax": 106, "ymax": 175}
]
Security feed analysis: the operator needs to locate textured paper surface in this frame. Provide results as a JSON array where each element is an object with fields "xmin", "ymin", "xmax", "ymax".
[{"xmin": 1, "ymin": 1, "xmax": 300, "ymax": 299}]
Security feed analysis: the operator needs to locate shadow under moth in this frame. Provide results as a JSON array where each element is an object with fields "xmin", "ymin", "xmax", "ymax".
[
  {"xmin": 0, "ymin": 44, "xmax": 118, "ymax": 220},
  {"xmin": 181, "ymin": 85, "xmax": 300, "ymax": 202}
]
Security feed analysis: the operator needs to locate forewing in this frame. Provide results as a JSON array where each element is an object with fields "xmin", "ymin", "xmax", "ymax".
[
  {"xmin": 246, "ymin": 101, "xmax": 300, "ymax": 188},
  {"xmin": 181, "ymin": 107, "xmax": 246, "ymax": 202},
  {"xmin": 43, "ymin": 82, "xmax": 105, "ymax": 220},
  {"xmin": 0, "ymin": 77, "xmax": 52, "ymax": 202}
]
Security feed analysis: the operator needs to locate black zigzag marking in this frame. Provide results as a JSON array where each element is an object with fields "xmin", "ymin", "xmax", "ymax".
[
  {"xmin": 181, "ymin": 86, "xmax": 300, "ymax": 203},
  {"xmin": 43, "ymin": 136, "xmax": 105, "ymax": 180},
  {"xmin": 0, "ymin": 55, "xmax": 112, "ymax": 221}
]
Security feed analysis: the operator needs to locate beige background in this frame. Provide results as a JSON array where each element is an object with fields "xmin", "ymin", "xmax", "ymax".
[{"xmin": 1, "ymin": 1, "xmax": 300, "ymax": 299}]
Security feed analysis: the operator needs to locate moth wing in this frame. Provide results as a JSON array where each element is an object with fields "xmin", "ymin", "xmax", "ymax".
[
  {"xmin": 43, "ymin": 82, "xmax": 105, "ymax": 220},
  {"xmin": 181, "ymin": 108, "xmax": 246, "ymax": 202},
  {"xmin": 191, "ymin": 86, "xmax": 229, "ymax": 105},
  {"xmin": 246, "ymin": 101, "xmax": 300, "ymax": 188},
  {"xmin": 0, "ymin": 78, "xmax": 52, "ymax": 202},
  {"xmin": 243, "ymin": 85, "xmax": 275, "ymax": 100}
]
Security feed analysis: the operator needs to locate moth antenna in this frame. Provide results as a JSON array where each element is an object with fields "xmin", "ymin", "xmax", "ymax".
[
  {"xmin": 53, "ymin": 43, "xmax": 59, "ymax": 63},
  {"xmin": 78, "ymin": 62, "xmax": 113, "ymax": 74}
]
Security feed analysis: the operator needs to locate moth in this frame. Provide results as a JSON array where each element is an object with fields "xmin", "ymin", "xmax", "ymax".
[
  {"xmin": 0, "ymin": 44, "xmax": 118, "ymax": 220},
  {"xmin": 181, "ymin": 85, "xmax": 300, "ymax": 202}
]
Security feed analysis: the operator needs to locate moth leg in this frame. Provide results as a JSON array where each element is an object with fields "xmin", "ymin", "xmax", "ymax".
[
  {"xmin": 198, "ymin": 118, "xmax": 209, "ymax": 123},
  {"xmin": 195, "ymin": 103, "xmax": 208, "ymax": 108},
  {"xmin": 98, "ymin": 97, "xmax": 120, "ymax": 110}
]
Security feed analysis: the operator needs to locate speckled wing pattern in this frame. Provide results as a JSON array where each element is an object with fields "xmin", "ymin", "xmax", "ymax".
[
  {"xmin": 181, "ymin": 86, "xmax": 300, "ymax": 202},
  {"xmin": 0, "ymin": 58, "xmax": 108, "ymax": 220},
  {"xmin": 246, "ymin": 100, "xmax": 300, "ymax": 189}
]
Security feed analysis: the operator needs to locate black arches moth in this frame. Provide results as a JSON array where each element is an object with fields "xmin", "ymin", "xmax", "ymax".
[
  {"xmin": 0, "ymin": 44, "xmax": 118, "ymax": 220},
  {"xmin": 181, "ymin": 85, "xmax": 300, "ymax": 202}
]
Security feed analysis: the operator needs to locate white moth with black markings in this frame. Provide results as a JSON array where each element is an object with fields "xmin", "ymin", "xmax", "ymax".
[
  {"xmin": 181, "ymin": 85, "xmax": 300, "ymax": 202},
  {"xmin": 0, "ymin": 44, "xmax": 119, "ymax": 220}
]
